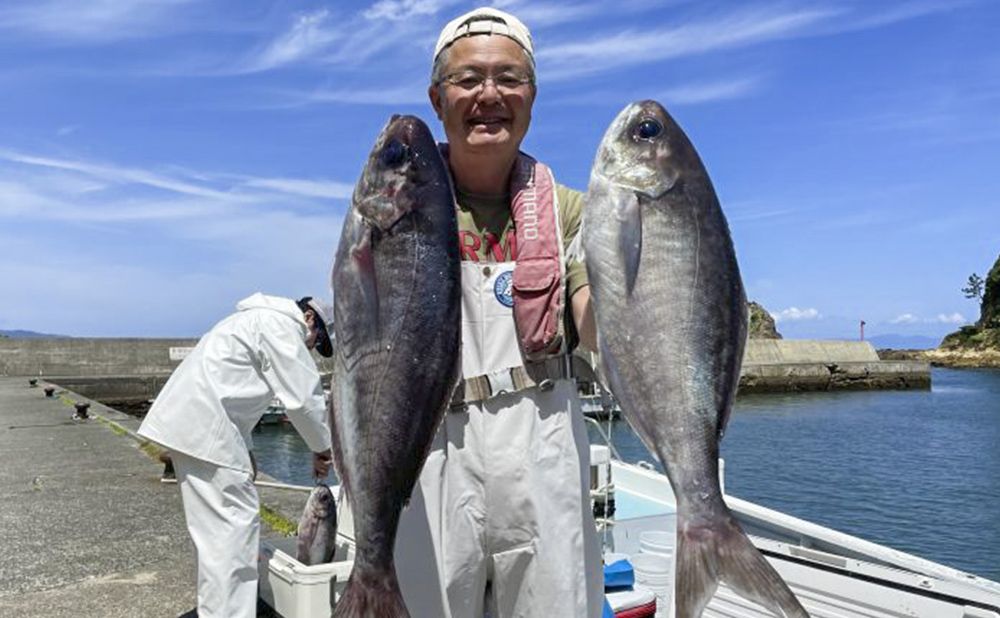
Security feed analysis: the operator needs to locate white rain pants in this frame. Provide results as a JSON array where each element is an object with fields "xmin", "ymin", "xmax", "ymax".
[
  {"xmin": 173, "ymin": 451, "xmax": 260, "ymax": 618},
  {"xmin": 394, "ymin": 378, "xmax": 604, "ymax": 618}
]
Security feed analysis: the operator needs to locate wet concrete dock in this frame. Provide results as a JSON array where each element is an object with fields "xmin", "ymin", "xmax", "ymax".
[{"xmin": 0, "ymin": 377, "xmax": 310, "ymax": 617}]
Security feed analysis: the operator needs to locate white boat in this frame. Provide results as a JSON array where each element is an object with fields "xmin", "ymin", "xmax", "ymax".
[
  {"xmin": 261, "ymin": 421, "xmax": 1000, "ymax": 618},
  {"xmin": 593, "ymin": 447, "xmax": 1000, "ymax": 617}
]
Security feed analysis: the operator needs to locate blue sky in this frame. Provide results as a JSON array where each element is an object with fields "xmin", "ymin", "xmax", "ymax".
[{"xmin": 0, "ymin": 0, "xmax": 997, "ymax": 340}]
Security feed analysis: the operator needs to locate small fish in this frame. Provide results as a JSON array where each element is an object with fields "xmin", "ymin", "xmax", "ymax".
[
  {"xmin": 296, "ymin": 483, "xmax": 338, "ymax": 566},
  {"xmin": 581, "ymin": 100, "xmax": 809, "ymax": 618},
  {"xmin": 329, "ymin": 114, "xmax": 461, "ymax": 617}
]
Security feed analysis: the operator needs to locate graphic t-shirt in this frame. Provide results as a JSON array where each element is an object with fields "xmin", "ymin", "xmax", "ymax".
[{"xmin": 454, "ymin": 183, "xmax": 589, "ymax": 299}]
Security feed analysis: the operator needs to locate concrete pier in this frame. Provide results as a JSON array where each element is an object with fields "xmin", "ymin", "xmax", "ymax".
[
  {"xmin": 0, "ymin": 377, "xmax": 311, "ymax": 617},
  {"xmin": 1, "ymin": 337, "xmax": 930, "ymax": 402}
]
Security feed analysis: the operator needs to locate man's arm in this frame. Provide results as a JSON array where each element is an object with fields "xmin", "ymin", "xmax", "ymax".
[
  {"xmin": 257, "ymin": 315, "xmax": 333, "ymax": 455},
  {"xmin": 557, "ymin": 184, "xmax": 598, "ymax": 353},
  {"xmin": 571, "ymin": 285, "xmax": 597, "ymax": 352}
]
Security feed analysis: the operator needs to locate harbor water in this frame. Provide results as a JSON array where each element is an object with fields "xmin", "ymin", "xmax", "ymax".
[{"xmin": 252, "ymin": 367, "xmax": 1000, "ymax": 581}]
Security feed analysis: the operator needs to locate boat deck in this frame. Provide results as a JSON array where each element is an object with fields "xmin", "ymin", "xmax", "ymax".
[{"xmin": 603, "ymin": 459, "xmax": 1000, "ymax": 618}]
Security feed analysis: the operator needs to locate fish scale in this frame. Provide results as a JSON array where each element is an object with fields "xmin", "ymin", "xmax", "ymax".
[
  {"xmin": 329, "ymin": 115, "xmax": 461, "ymax": 618},
  {"xmin": 581, "ymin": 100, "xmax": 809, "ymax": 618}
]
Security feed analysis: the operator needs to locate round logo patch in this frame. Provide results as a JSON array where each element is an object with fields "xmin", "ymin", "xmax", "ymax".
[{"xmin": 493, "ymin": 270, "xmax": 514, "ymax": 308}]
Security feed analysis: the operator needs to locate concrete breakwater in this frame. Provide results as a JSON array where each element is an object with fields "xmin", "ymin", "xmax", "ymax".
[
  {"xmin": 0, "ymin": 337, "xmax": 929, "ymax": 402},
  {"xmin": 738, "ymin": 340, "xmax": 930, "ymax": 393}
]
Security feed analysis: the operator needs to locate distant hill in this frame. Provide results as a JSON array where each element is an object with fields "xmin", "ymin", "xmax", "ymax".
[
  {"xmin": 0, "ymin": 329, "xmax": 69, "ymax": 339},
  {"xmin": 868, "ymin": 334, "xmax": 941, "ymax": 350}
]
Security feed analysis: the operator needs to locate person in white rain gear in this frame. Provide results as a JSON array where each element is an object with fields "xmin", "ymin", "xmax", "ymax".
[
  {"xmin": 391, "ymin": 7, "xmax": 604, "ymax": 618},
  {"xmin": 138, "ymin": 292, "xmax": 334, "ymax": 618}
]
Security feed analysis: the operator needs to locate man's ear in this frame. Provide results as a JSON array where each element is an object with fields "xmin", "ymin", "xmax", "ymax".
[{"xmin": 429, "ymin": 85, "xmax": 444, "ymax": 121}]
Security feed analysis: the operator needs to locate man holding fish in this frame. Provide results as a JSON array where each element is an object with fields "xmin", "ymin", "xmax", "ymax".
[
  {"xmin": 388, "ymin": 7, "xmax": 606, "ymax": 618},
  {"xmin": 329, "ymin": 5, "xmax": 809, "ymax": 618}
]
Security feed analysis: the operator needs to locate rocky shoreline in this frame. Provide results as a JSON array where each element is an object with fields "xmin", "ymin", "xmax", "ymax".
[
  {"xmin": 878, "ymin": 252, "xmax": 1000, "ymax": 369},
  {"xmin": 878, "ymin": 347, "xmax": 1000, "ymax": 368}
]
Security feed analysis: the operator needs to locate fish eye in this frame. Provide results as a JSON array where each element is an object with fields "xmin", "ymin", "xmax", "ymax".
[
  {"xmin": 380, "ymin": 139, "xmax": 408, "ymax": 168},
  {"xmin": 635, "ymin": 119, "xmax": 663, "ymax": 141}
]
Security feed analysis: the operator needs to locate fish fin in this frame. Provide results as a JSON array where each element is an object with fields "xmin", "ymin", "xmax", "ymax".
[
  {"xmin": 332, "ymin": 211, "xmax": 379, "ymax": 363},
  {"xmin": 334, "ymin": 565, "xmax": 410, "ymax": 618},
  {"xmin": 676, "ymin": 513, "xmax": 809, "ymax": 618},
  {"xmin": 617, "ymin": 192, "xmax": 642, "ymax": 296}
]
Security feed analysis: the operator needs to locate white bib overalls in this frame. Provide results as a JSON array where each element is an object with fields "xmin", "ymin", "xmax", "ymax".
[{"xmin": 394, "ymin": 259, "xmax": 604, "ymax": 618}]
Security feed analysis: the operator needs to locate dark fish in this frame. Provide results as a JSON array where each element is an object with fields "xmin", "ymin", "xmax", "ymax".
[
  {"xmin": 580, "ymin": 101, "xmax": 809, "ymax": 618},
  {"xmin": 296, "ymin": 483, "xmax": 338, "ymax": 566},
  {"xmin": 329, "ymin": 115, "xmax": 461, "ymax": 617}
]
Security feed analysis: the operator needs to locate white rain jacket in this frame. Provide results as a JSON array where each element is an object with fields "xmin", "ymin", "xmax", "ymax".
[{"xmin": 138, "ymin": 293, "xmax": 332, "ymax": 473}]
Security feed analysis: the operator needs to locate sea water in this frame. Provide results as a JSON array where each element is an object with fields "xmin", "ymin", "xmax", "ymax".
[{"xmin": 253, "ymin": 367, "xmax": 1000, "ymax": 581}]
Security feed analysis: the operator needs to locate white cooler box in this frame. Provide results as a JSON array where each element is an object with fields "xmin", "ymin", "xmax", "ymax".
[{"xmin": 258, "ymin": 535, "xmax": 355, "ymax": 618}]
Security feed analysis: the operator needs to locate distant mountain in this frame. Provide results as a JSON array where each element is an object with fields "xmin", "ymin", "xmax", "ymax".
[
  {"xmin": 867, "ymin": 333, "xmax": 941, "ymax": 350},
  {"xmin": 0, "ymin": 329, "xmax": 69, "ymax": 339}
]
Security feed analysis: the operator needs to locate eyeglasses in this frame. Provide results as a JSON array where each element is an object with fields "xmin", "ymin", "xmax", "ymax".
[{"xmin": 439, "ymin": 70, "xmax": 534, "ymax": 94}]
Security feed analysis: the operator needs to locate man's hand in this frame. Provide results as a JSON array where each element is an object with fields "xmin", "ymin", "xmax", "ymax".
[{"xmin": 313, "ymin": 449, "xmax": 333, "ymax": 479}]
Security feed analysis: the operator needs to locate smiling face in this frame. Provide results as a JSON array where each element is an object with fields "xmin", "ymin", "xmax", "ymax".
[{"xmin": 429, "ymin": 35, "xmax": 535, "ymax": 157}]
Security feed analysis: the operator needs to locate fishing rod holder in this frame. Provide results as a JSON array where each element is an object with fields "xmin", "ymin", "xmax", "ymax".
[
  {"xmin": 29, "ymin": 378, "xmax": 38, "ymax": 387},
  {"xmin": 44, "ymin": 386, "xmax": 55, "ymax": 397}
]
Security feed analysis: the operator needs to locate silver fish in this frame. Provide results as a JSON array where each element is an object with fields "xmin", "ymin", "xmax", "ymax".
[
  {"xmin": 329, "ymin": 115, "xmax": 461, "ymax": 617},
  {"xmin": 296, "ymin": 483, "xmax": 338, "ymax": 566},
  {"xmin": 581, "ymin": 101, "xmax": 809, "ymax": 618}
]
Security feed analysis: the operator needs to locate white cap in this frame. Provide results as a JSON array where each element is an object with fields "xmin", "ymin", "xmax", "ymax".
[{"xmin": 433, "ymin": 7, "xmax": 533, "ymax": 62}]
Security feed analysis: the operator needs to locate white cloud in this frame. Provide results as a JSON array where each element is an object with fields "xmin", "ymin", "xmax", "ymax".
[
  {"xmin": 233, "ymin": 2, "xmax": 443, "ymax": 75},
  {"xmin": 657, "ymin": 75, "xmax": 764, "ymax": 106},
  {"xmin": 0, "ymin": 147, "xmax": 354, "ymax": 223},
  {"xmin": 843, "ymin": 0, "xmax": 972, "ymax": 31},
  {"xmin": 538, "ymin": 6, "xmax": 838, "ymax": 80},
  {"xmin": 241, "ymin": 9, "xmax": 341, "ymax": 73},
  {"xmin": 935, "ymin": 312, "xmax": 967, "ymax": 324},
  {"xmin": 364, "ymin": 0, "xmax": 459, "ymax": 21},
  {"xmin": 0, "ymin": 146, "xmax": 348, "ymax": 336},
  {"xmin": 0, "ymin": 0, "xmax": 195, "ymax": 41},
  {"xmin": 0, "ymin": 208, "xmax": 343, "ymax": 336},
  {"xmin": 890, "ymin": 313, "xmax": 920, "ymax": 324},
  {"xmin": 771, "ymin": 307, "xmax": 821, "ymax": 322},
  {"xmin": 243, "ymin": 177, "xmax": 355, "ymax": 200},
  {"xmin": 0, "ymin": 149, "xmax": 238, "ymax": 201},
  {"xmin": 489, "ymin": 0, "xmax": 604, "ymax": 28},
  {"xmin": 272, "ymin": 84, "xmax": 430, "ymax": 108},
  {"xmin": 535, "ymin": 2, "xmax": 969, "ymax": 81}
]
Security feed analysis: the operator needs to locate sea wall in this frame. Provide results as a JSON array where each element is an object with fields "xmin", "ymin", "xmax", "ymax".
[
  {"xmin": 737, "ymin": 340, "xmax": 929, "ymax": 393},
  {"xmin": 1, "ymin": 337, "xmax": 929, "ymax": 400},
  {"xmin": 744, "ymin": 340, "xmax": 879, "ymax": 364},
  {"xmin": 0, "ymin": 337, "xmax": 198, "ymax": 378}
]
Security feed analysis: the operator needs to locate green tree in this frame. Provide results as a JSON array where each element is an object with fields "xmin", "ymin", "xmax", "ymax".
[{"xmin": 962, "ymin": 273, "xmax": 984, "ymax": 301}]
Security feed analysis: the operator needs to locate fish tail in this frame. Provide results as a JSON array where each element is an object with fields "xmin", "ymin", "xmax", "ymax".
[
  {"xmin": 333, "ymin": 564, "xmax": 409, "ymax": 618},
  {"xmin": 675, "ymin": 510, "xmax": 809, "ymax": 618}
]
